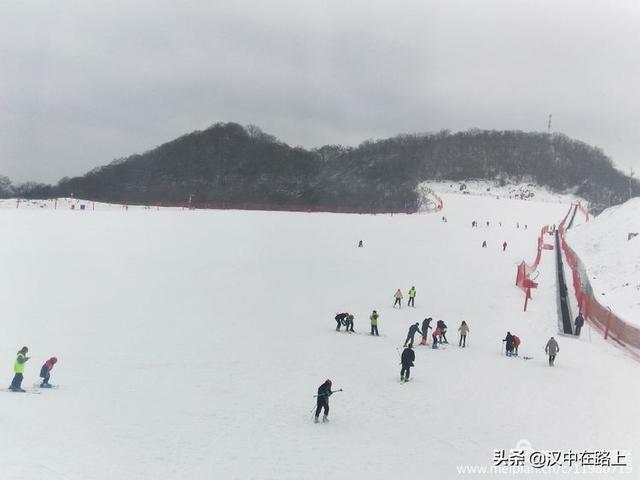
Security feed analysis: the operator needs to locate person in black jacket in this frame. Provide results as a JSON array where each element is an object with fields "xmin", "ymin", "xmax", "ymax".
[
  {"xmin": 436, "ymin": 320, "xmax": 448, "ymax": 344},
  {"xmin": 400, "ymin": 345, "xmax": 415, "ymax": 382},
  {"xmin": 335, "ymin": 313, "xmax": 348, "ymax": 331},
  {"xmin": 403, "ymin": 322, "xmax": 423, "ymax": 347},
  {"xmin": 503, "ymin": 331, "xmax": 514, "ymax": 356},
  {"xmin": 574, "ymin": 313, "xmax": 585, "ymax": 336},
  {"xmin": 420, "ymin": 317, "xmax": 433, "ymax": 345},
  {"xmin": 314, "ymin": 379, "xmax": 333, "ymax": 423}
]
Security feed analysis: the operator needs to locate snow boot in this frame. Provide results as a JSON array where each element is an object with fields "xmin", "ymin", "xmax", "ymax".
[
  {"xmin": 314, "ymin": 416, "xmax": 319, "ymax": 424},
  {"xmin": 322, "ymin": 415, "xmax": 329, "ymax": 423}
]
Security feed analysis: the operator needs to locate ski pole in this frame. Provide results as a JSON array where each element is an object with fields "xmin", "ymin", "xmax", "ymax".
[{"xmin": 313, "ymin": 389, "xmax": 343, "ymax": 398}]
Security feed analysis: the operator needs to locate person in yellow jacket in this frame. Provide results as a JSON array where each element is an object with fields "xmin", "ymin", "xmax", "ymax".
[
  {"xmin": 407, "ymin": 286, "xmax": 417, "ymax": 308},
  {"xmin": 370, "ymin": 310, "xmax": 380, "ymax": 336},
  {"xmin": 393, "ymin": 289, "xmax": 403, "ymax": 308},
  {"xmin": 10, "ymin": 346, "xmax": 30, "ymax": 392}
]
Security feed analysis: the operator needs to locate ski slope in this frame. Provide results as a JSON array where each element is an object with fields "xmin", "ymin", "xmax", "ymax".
[{"xmin": 1, "ymin": 192, "xmax": 638, "ymax": 479}]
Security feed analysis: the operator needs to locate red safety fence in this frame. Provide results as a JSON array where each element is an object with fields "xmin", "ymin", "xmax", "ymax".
[
  {"xmin": 559, "ymin": 205, "xmax": 640, "ymax": 360},
  {"xmin": 515, "ymin": 225, "xmax": 552, "ymax": 311}
]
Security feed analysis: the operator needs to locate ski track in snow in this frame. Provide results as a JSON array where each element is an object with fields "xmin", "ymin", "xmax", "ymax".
[{"xmin": 1, "ymin": 192, "xmax": 638, "ymax": 479}]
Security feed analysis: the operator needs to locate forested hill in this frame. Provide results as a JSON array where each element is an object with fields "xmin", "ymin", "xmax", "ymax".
[{"xmin": 9, "ymin": 122, "xmax": 639, "ymax": 211}]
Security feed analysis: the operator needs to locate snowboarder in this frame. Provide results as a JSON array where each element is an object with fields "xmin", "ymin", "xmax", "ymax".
[
  {"xmin": 403, "ymin": 322, "xmax": 422, "ymax": 347},
  {"xmin": 420, "ymin": 317, "xmax": 433, "ymax": 345},
  {"xmin": 432, "ymin": 327, "xmax": 442, "ymax": 349},
  {"xmin": 335, "ymin": 313, "xmax": 348, "ymax": 331},
  {"xmin": 482, "ymin": 240, "xmax": 487, "ymax": 248},
  {"xmin": 545, "ymin": 337, "xmax": 560, "ymax": 366},
  {"xmin": 358, "ymin": 240, "xmax": 363, "ymax": 248},
  {"xmin": 407, "ymin": 286, "xmax": 417, "ymax": 308},
  {"xmin": 400, "ymin": 345, "xmax": 415, "ymax": 382},
  {"xmin": 574, "ymin": 313, "xmax": 585, "ymax": 336},
  {"xmin": 502, "ymin": 241, "xmax": 507, "ymax": 251},
  {"xmin": 370, "ymin": 310, "xmax": 380, "ymax": 336},
  {"xmin": 458, "ymin": 321, "xmax": 469, "ymax": 347},
  {"xmin": 436, "ymin": 320, "xmax": 448, "ymax": 343},
  {"xmin": 9, "ymin": 346, "xmax": 30, "ymax": 392},
  {"xmin": 344, "ymin": 314, "xmax": 355, "ymax": 332},
  {"xmin": 39, "ymin": 357, "xmax": 58, "ymax": 388},
  {"xmin": 512, "ymin": 335, "xmax": 521, "ymax": 356},
  {"xmin": 393, "ymin": 289, "xmax": 403, "ymax": 308},
  {"xmin": 503, "ymin": 332, "xmax": 514, "ymax": 356},
  {"xmin": 314, "ymin": 379, "xmax": 334, "ymax": 423}
]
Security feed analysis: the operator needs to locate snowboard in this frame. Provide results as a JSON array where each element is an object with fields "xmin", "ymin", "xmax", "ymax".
[{"xmin": 3, "ymin": 388, "xmax": 41, "ymax": 394}]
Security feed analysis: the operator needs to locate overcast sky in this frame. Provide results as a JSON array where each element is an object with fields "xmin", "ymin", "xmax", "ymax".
[{"xmin": 1, "ymin": 0, "xmax": 639, "ymax": 183}]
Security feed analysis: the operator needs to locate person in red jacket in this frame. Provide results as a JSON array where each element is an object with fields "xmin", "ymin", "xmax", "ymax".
[
  {"xmin": 39, "ymin": 357, "xmax": 58, "ymax": 388},
  {"xmin": 512, "ymin": 336, "xmax": 521, "ymax": 357}
]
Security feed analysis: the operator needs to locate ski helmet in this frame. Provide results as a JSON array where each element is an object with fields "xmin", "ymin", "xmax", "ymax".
[{"xmin": 325, "ymin": 379, "xmax": 332, "ymax": 385}]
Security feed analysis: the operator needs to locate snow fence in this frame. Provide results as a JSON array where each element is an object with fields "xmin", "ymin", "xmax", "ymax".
[{"xmin": 560, "ymin": 205, "xmax": 640, "ymax": 360}]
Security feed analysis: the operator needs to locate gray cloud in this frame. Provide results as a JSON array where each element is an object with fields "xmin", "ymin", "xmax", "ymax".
[{"xmin": 1, "ymin": 0, "xmax": 639, "ymax": 183}]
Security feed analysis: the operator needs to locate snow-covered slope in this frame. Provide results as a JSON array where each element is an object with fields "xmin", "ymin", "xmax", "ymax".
[
  {"xmin": 567, "ymin": 198, "xmax": 640, "ymax": 325},
  {"xmin": 1, "ymin": 193, "xmax": 638, "ymax": 479}
]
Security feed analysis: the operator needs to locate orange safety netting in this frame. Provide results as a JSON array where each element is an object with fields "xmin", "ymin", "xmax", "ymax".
[{"xmin": 559, "ymin": 205, "xmax": 640, "ymax": 360}]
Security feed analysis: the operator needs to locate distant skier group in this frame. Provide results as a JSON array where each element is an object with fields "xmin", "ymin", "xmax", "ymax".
[{"xmin": 8, "ymin": 346, "xmax": 59, "ymax": 392}]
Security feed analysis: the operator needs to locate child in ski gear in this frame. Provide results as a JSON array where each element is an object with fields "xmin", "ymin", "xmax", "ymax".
[
  {"xmin": 436, "ymin": 320, "xmax": 448, "ymax": 343},
  {"xmin": 503, "ymin": 332, "xmax": 514, "ymax": 356},
  {"xmin": 432, "ymin": 327, "xmax": 442, "ymax": 349},
  {"xmin": 512, "ymin": 335, "xmax": 521, "ymax": 356},
  {"xmin": 335, "ymin": 313, "xmax": 348, "ymax": 331},
  {"xmin": 407, "ymin": 286, "xmax": 416, "ymax": 307},
  {"xmin": 404, "ymin": 322, "xmax": 422, "ymax": 347},
  {"xmin": 458, "ymin": 321, "xmax": 469, "ymax": 347},
  {"xmin": 315, "ymin": 379, "xmax": 333, "ymax": 423},
  {"xmin": 545, "ymin": 337, "xmax": 559, "ymax": 366},
  {"xmin": 345, "ymin": 314, "xmax": 354, "ymax": 332},
  {"xmin": 574, "ymin": 313, "xmax": 584, "ymax": 336},
  {"xmin": 400, "ymin": 345, "xmax": 415, "ymax": 382},
  {"xmin": 420, "ymin": 317, "xmax": 433, "ymax": 345},
  {"xmin": 393, "ymin": 289, "xmax": 403, "ymax": 308},
  {"xmin": 39, "ymin": 357, "xmax": 58, "ymax": 387},
  {"xmin": 10, "ymin": 346, "xmax": 30, "ymax": 392},
  {"xmin": 370, "ymin": 310, "xmax": 379, "ymax": 336}
]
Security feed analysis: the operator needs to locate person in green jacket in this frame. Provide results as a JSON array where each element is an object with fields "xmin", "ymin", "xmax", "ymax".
[
  {"xmin": 10, "ymin": 346, "xmax": 30, "ymax": 392},
  {"xmin": 407, "ymin": 286, "xmax": 417, "ymax": 307},
  {"xmin": 370, "ymin": 310, "xmax": 380, "ymax": 336}
]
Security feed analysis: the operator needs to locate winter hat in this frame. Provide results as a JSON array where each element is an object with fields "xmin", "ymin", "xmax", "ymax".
[
  {"xmin": 325, "ymin": 379, "xmax": 332, "ymax": 385},
  {"xmin": 50, "ymin": 357, "xmax": 58, "ymax": 364}
]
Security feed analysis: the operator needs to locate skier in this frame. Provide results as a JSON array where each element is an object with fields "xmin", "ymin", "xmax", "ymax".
[
  {"xmin": 420, "ymin": 317, "xmax": 433, "ymax": 345},
  {"xmin": 503, "ymin": 332, "xmax": 514, "ymax": 356},
  {"xmin": 512, "ymin": 335, "xmax": 521, "ymax": 356},
  {"xmin": 370, "ymin": 310, "xmax": 380, "ymax": 336},
  {"xmin": 314, "ymin": 379, "xmax": 334, "ymax": 423},
  {"xmin": 403, "ymin": 322, "xmax": 423, "ymax": 347},
  {"xmin": 486, "ymin": 221, "xmax": 490, "ymax": 227},
  {"xmin": 400, "ymin": 345, "xmax": 415, "ymax": 382},
  {"xmin": 358, "ymin": 240, "xmax": 363, "ymax": 248},
  {"xmin": 436, "ymin": 320, "xmax": 448, "ymax": 343},
  {"xmin": 458, "ymin": 321, "xmax": 470, "ymax": 347},
  {"xmin": 432, "ymin": 326, "xmax": 442, "ymax": 349},
  {"xmin": 407, "ymin": 286, "xmax": 417, "ymax": 308},
  {"xmin": 502, "ymin": 241, "xmax": 507, "ymax": 251},
  {"xmin": 393, "ymin": 289, "xmax": 403, "ymax": 308},
  {"xmin": 482, "ymin": 240, "xmax": 487, "ymax": 248},
  {"xmin": 344, "ymin": 314, "xmax": 355, "ymax": 333},
  {"xmin": 9, "ymin": 346, "xmax": 30, "ymax": 392},
  {"xmin": 39, "ymin": 357, "xmax": 58, "ymax": 388},
  {"xmin": 574, "ymin": 312, "xmax": 585, "ymax": 336},
  {"xmin": 545, "ymin": 337, "xmax": 560, "ymax": 366},
  {"xmin": 335, "ymin": 312, "xmax": 348, "ymax": 331}
]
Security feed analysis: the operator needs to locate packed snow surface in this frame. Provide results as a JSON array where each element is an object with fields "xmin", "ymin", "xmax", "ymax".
[
  {"xmin": 567, "ymin": 197, "xmax": 640, "ymax": 326},
  {"xmin": 1, "ymin": 192, "xmax": 638, "ymax": 479}
]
